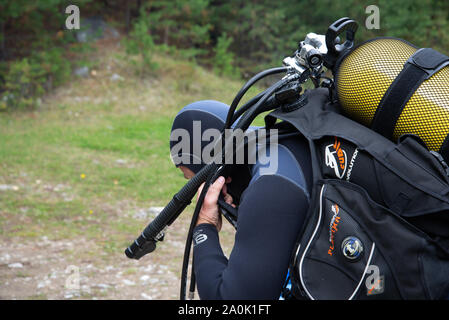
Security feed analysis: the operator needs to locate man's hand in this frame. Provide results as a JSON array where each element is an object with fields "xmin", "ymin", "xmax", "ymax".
[{"xmin": 196, "ymin": 176, "xmax": 234, "ymax": 232}]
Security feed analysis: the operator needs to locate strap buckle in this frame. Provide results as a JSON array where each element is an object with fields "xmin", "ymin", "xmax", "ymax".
[
  {"xmin": 430, "ymin": 151, "xmax": 449, "ymax": 177},
  {"xmin": 406, "ymin": 48, "xmax": 449, "ymax": 79}
]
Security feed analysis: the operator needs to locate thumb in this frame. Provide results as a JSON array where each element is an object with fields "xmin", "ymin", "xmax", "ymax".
[{"xmin": 204, "ymin": 176, "xmax": 225, "ymax": 206}]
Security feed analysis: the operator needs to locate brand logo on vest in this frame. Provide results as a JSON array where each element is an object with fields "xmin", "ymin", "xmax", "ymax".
[
  {"xmin": 345, "ymin": 148, "xmax": 359, "ymax": 181},
  {"xmin": 328, "ymin": 204, "xmax": 341, "ymax": 256},
  {"xmin": 341, "ymin": 236, "xmax": 364, "ymax": 261},
  {"xmin": 325, "ymin": 137, "xmax": 347, "ymax": 179}
]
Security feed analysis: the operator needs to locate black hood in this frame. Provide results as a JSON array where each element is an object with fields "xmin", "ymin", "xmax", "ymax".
[
  {"xmin": 170, "ymin": 100, "xmax": 229, "ymax": 174},
  {"xmin": 169, "ymin": 100, "xmax": 254, "ymax": 204}
]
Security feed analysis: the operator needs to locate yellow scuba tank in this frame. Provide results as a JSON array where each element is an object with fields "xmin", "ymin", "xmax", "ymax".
[{"xmin": 334, "ymin": 37, "xmax": 449, "ymax": 161}]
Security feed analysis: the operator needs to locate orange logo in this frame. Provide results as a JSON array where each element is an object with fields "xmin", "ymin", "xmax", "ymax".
[
  {"xmin": 328, "ymin": 204, "xmax": 342, "ymax": 256},
  {"xmin": 325, "ymin": 137, "xmax": 347, "ymax": 179}
]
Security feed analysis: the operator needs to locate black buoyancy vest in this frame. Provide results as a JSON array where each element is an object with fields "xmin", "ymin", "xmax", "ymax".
[{"xmin": 265, "ymin": 88, "xmax": 449, "ymax": 300}]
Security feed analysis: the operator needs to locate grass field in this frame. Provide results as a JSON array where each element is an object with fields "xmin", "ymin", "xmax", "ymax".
[{"xmin": 0, "ymin": 40, "xmax": 270, "ymax": 299}]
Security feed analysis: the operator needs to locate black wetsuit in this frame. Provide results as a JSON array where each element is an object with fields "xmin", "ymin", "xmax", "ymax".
[
  {"xmin": 170, "ymin": 100, "xmax": 312, "ymax": 300},
  {"xmin": 192, "ymin": 134, "xmax": 312, "ymax": 299}
]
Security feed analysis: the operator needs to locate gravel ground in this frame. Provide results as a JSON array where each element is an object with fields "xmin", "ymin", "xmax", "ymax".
[
  {"xmin": 0, "ymin": 237, "xmax": 181, "ymax": 300},
  {"xmin": 0, "ymin": 214, "xmax": 235, "ymax": 300}
]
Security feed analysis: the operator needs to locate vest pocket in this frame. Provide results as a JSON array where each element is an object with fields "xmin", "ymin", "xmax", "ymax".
[{"xmin": 292, "ymin": 180, "xmax": 420, "ymax": 300}]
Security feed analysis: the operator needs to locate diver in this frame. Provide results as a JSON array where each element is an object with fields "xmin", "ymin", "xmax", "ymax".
[
  {"xmin": 169, "ymin": 99, "xmax": 312, "ymax": 299},
  {"xmin": 128, "ymin": 17, "xmax": 449, "ymax": 300}
]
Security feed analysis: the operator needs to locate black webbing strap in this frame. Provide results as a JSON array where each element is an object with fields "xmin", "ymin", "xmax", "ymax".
[
  {"xmin": 371, "ymin": 48, "xmax": 449, "ymax": 139},
  {"xmin": 439, "ymin": 135, "xmax": 449, "ymax": 164}
]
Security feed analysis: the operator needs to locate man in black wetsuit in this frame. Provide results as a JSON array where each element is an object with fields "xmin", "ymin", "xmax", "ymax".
[{"xmin": 170, "ymin": 100, "xmax": 312, "ymax": 299}]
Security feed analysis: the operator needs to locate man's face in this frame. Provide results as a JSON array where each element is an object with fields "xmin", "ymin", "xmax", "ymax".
[{"xmin": 179, "ymin": 166, "xmax": 195, "ymax": 179}]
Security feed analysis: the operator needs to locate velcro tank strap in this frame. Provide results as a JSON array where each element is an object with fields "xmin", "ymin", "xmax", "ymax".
[{"xmin": 371, "ymin": 48, "xmax": 449, "ymax": 139}]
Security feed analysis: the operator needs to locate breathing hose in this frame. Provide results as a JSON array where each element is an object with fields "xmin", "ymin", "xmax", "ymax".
[{"xmin": 224, "ymin": 67, "xmax": 288, "ymax": 129}]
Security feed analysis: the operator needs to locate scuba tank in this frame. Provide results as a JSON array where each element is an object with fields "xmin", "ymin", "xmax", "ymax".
[{"xmin": 334, "ymin": 37, "xmax": 449, "ymax": 162}]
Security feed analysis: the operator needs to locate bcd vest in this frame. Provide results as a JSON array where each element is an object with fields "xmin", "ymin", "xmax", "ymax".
[{"xmin": 265, "ymin": 88, "xmax": 449, "ymax": 300}]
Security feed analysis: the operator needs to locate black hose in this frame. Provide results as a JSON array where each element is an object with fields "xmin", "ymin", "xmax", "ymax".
[
  {"xmin": 230, "ymin": 90, "xmax": 265, "ymax": 124},
  {"xmin": 234, "ymin": 76, "xmax": 292, "ymax": 131},
  {"xmin": 188, "ymin": 261, "xmax": 196, "ymax": 299},
  {"xmin": 180, "ymin": 165, "xmax": 222, "ymax": 299},
  {"xmin": 224, "ymin": 67, "xmax": 288, "ymax": 129},
  {"xmin": 125, "ymin": 163, "xmax": 215, "ymax": 259}
]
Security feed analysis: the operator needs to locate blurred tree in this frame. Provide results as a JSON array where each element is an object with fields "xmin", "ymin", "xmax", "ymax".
[
  {"xmin": 0, "ymin": 0, "xmax": 93, "ymax": 109},
  {"xmin": 213, "ymin": 32, "xmax": 239, "ymax": 78},
  {"xmin": 209, "ymin": 0, "xmax": 289, "ymax": 71},
  {"xmin": 144, "ymin": 0, "xmax": 212, "ymax": 59},
  {"xmin": 123, "ymin": 4, "xmax": 158, "ymax": 77},
  {"xmin": 1, "ymin": 0, "xmax": 448, "ymax": 110},
  {"xmin": 378, "ymin": 0, "xmax": 449, "ymax": 52},
  {"xmin": 0, "ymin": 0, "xmax": 82, "ymax": 59}
]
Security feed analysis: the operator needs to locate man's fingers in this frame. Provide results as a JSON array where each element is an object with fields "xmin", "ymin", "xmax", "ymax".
[
  {"xmin": 224, "ymin": 194, "xmax": 233, "ymax": 204},
  {"xmin": 197, "ymin": 176, "xmax": 229, "ymax": 208},
  {"xmin": 222, "ymin": 183, "xmax": 234, "ymax": 206},
  {"xmin": 210, "ymin": 176, "xmax": 226, "ymax": 193},
  {"xmin": 197, "ymin": 182, "xmax": 205, "ymax": 201},
  {"xmin": 203, "ymin": 176, "xmax": 225, "ymax": 206},
  {"xmin": 196, "ymin": 176, "xmax": 228, "ymax": 232}
]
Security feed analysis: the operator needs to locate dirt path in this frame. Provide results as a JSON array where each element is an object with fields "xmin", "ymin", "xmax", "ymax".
[
  {"xmin": 0, "ymin": 237, "xmax": 180, "ymax": 300},
  {"xmin": 0, "ymin": 213, "xmax": 235, "ymax": 300}
]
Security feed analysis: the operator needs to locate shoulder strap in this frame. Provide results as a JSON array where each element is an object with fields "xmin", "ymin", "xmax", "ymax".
[{"xmin": 370, "ymin": 48, "xmax": 449, "ymax": 139}]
